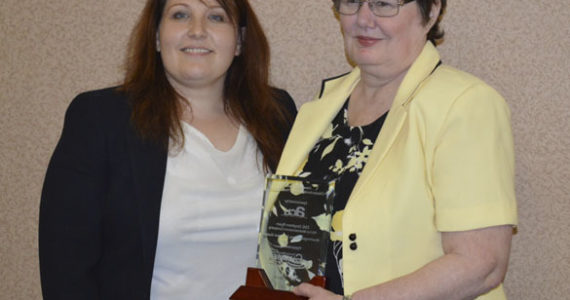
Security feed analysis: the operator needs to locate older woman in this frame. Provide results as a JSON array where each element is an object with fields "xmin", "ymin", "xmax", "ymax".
[
  {"xmin": 39, "ymin": 0, "xmax": 296, "ymax": 299},
  {"xmin": 277, "ymin": 0, "xmax": 517, "ymax": 299}
]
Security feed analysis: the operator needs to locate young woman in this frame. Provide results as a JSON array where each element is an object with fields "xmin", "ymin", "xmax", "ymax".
[{"xmin": 39, "ymin": 0, "xmax": 296, "ymax": 299}]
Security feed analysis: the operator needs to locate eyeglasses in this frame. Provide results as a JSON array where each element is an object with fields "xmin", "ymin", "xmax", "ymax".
[{"xmin": 334, "ymin": 0, "xmax": 415, "ymax": 17}]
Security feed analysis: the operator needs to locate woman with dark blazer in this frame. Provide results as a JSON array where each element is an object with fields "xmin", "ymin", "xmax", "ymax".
[{"xmin": 39, "ymin": 0, "xmax": 296, "ymax": 299}]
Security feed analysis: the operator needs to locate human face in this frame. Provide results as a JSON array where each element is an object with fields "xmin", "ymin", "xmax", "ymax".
[
  {"xmin": 158, "ymin": 0, "xmax": 239, "ymax": 91},
  {"xmin": 340, "ymin": 1, "xmax": 435, "ymax": 77}
]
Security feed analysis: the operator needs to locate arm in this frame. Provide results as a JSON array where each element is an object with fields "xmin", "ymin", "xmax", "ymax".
[
  {"xmin": 39, "ymin": 93, "xmax": 106, "ymax": 299},
  {"xmin": 294, "ymin": 226, "xmax": 513, "ymax": 300}
]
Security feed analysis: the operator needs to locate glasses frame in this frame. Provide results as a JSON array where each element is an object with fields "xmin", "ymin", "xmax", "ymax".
[{"xmin": 334, "ymin": 0, "xmax": 416, "ymax": 18}]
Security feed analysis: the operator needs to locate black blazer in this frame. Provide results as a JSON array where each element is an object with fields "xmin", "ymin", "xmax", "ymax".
[{"xmin": 39, "ymin": 87, "xmax": 297, "ymax": 299}]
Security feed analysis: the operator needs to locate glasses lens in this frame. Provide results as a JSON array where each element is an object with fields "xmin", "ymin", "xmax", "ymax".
[
  {"xmin": 371, "ymin": 0, "xmax": 399, "ymax": 17},
  {"xmin": 337, "ymin": 0, "xmax": 402, "ymax": 17},
  {"xmin": 338, "ymin": 0, "xmax": 361, "ymax": 15}
]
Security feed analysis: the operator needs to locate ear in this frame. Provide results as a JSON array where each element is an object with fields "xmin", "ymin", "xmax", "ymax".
[
  {"xmin": 428, "ymin": 0, "xmax": 442, "ymax": 27},
  {"xmin": 156, "ymin": 33, "xmax": 161, "ymax": 52},
  {"xmin": 235, "ymin": 26, "xmax": 246, "ymax": 56}
]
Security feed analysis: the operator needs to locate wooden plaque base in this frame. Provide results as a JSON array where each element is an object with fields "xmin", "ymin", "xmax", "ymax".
[{"xmin": 229, "ymin": 268, "xmax": 326, "ymax": 300}]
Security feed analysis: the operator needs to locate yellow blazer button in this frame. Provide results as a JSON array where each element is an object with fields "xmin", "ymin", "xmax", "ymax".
[{"xmin": 350, "ymin": 242, "xmax": 358, "ymax": 250}]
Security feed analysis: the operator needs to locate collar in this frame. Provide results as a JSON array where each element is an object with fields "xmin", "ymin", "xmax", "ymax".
[{"xmin": 276, "ymin": 42, "xmax": 441, "ymax": 177}]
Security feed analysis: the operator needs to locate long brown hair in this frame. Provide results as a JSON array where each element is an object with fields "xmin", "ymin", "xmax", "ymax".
[{"xmin": 121, "ymin": 0, "xmax": 292, "ymax": 171}]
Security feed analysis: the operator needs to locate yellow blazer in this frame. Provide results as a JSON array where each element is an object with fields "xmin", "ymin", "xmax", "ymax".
[{"xmin": 276, "ymin": 42, "xmax": 517, "ymax": 298}]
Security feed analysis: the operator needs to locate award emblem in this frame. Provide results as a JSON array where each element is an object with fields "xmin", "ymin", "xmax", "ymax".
[
  {"xmin": 230, "ymin": 175, "xmax": 334, "ymax": 299},
  {"xmin": 256, "ymin": 175, "xmax": 335, "ymax": 291}
]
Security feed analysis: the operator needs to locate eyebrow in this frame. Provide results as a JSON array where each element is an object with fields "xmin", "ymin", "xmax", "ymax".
[
  {"xmin": 164, "ymin": 2, "xmax": 188, "ymax": 11},
  {"xmin": 165, "ymin": 1, "xmax": 223, "ymax": 11},
  {"xmin": 198, "ymin": 0, "xmax": 222, "ymax": 8}
]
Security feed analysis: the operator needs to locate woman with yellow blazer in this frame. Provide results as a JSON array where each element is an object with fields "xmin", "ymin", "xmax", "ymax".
[{"xmin": 280, "ymin": 1, "xmax": 517, "ymax": 299}]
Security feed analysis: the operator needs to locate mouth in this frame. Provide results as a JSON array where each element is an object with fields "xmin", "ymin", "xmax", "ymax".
[
  {"xmin": 356, "ymin": 36, "xmax": 381, "ymax": 47},
  {"xmin": 180, "ymin": 47, "xmax": 213, "ymax": 54}
]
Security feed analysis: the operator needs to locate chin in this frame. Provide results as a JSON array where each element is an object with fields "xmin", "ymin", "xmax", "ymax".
[
  {"xmin": 180, "ymin": 70, "xmax": 213, "ymax": 81},
  {"xmin": 350, "ymin": 56, "xmax": 384, "ymax": 67}
]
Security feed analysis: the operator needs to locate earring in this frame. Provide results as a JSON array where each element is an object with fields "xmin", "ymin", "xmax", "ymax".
[
  {"xmin": 235, "ymin": 27, "xmax": 246, "ymax": 56},
  {"xmin": 235, "ymin": 43, "xmax": 242, "ymax": 56},
  {"xmin": 156, "ymin": 34, "xmax": 161, "ymax": 52}
]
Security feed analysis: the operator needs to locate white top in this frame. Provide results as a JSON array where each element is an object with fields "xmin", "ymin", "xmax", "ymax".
[{"xmin": 150, "ymin": 123, "xmax": 265, "ymax": 300}]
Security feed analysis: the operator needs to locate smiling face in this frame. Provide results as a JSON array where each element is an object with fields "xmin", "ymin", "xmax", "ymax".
[
  {"xmin": 158, "ymin": 0, "xmax": 239, "ymax": 92},
  {"xmin": 340, "ymin": 2, "xmax": 437, "ymax": 78}
]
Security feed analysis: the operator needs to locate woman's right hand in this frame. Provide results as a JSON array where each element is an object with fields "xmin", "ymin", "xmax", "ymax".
[{"xmin": 293, "ymin": 283, "xmax": 344, "ymax": 300}]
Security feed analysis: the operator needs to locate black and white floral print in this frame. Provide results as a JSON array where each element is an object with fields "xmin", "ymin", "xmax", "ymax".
[{"xmin": 299, "ymin": 99, "xmax": 387, "ymax": 294}]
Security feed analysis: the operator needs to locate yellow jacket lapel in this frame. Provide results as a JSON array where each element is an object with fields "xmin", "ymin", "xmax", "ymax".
[
  {"xmin": 277, "ymin": 69, "xmax": 361, "ymax": 175},
  {"xmin": 349, "ymin": 42, "xmax": 442, "ymax": 202}
]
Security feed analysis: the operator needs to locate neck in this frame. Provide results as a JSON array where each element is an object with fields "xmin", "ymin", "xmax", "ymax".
[
  {"xmin": 170, "ymin": 78, "xmax": 240, "ymax": 152},
  {"xmin": 356, "ymin": 64, "xmax": 409, "ymax": 105},
  {"xmin": 168, "ymin": 78, "xmax": 227, "ymax": 117},
  {"xmin": 346, "ymin": 65, "xmax": 409, "ymax": 127}
]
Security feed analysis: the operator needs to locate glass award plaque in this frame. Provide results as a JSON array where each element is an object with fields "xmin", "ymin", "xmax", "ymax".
[{"xmin": 255, "ymin": 175, "xmax": 336, "ymax": 291}]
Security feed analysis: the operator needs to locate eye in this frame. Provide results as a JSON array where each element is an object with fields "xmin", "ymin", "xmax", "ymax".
[
  {"xmin": 373, "ymin": 0, "xmax": 395, "ymax": 8},
  {"xmin": 172, "ymin": 11, "xmax": 189, "ymax": 20},
  {"xmin": 208, "ymin": 13, "xmax": 226, "ymax": 22}
]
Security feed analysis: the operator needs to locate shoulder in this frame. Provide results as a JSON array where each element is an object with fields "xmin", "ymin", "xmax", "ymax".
[
  {"xmin": 414, "ymin": 66, "xmax": 512, "ymax": 146},
  {"xmin": 270, "ymin": 87, "xmax": 297, "ymax": 117},
  {"xmin": 70, "ymin": 86, "xmax": 129, "ymax": 112},
  {"xmin": 295, "ymin": 69, "xmax": 358, "ymax": 116},
  {"xmin": 271, "ymin": 87, "xmax": 294, "ymax": 105},
  {"xmin": 67, "ymin": 86, "xmax": 130, "ymax": 119},
  {"xmin": 433, "ymin": 65, "xmax": 484, "ymax": 85},
  {"xmin": 63, "ymin": 86, "xmax": 132, "ymax": 136},
  {"xmin": 317, "ymin": 70, "xmax": 358, "ymax": 100},
  {"xmin": 318, "ymin": 71, "xmax": 352, "ymax": 98},
  {"xmin": 429, "ymin": 65, "xmax": 502, "ymax": 100},
  {"xmin": 419, "ymin": 65, "xmax": 508, "ymax": 114}
]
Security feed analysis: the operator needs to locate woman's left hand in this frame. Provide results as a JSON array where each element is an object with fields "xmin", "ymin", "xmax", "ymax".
[{"xmin": 292, "ymin": 283, "xmax": 343, "ymax": 300}]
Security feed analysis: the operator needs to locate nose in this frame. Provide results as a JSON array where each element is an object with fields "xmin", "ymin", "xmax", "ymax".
[
  {"xmin": 187, "ymin": 17, "xmax": 207, "ymax": 38},
  {"xmin": 356, "ymin": 1, "xmax": 376, "ymax": 28}
]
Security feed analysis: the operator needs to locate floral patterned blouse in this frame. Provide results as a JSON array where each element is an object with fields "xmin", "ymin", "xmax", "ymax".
[{"xmin": 299, "ymin": 99, "xmax": 387, "ymax": 294}]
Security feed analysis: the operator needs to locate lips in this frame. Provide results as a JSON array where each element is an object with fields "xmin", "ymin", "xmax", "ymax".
[
  {"xmin": 356, "ymin": 36, "xmax": 381, "ymax": 47},
  {"xmin": 180, "ymin": 47, "xmax": 212, "ymax": 54}
]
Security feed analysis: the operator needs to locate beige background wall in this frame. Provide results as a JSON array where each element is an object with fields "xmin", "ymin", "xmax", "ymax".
[{"xmin": 1, "ymin": 0, "xmax": 568, "ymax": 298}]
